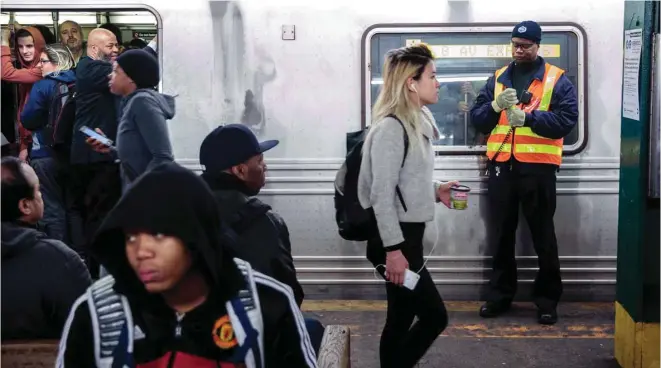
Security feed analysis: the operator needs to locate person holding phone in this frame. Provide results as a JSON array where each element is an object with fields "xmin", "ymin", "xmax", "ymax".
[
  {"xmin": 86, "ymin": 48, "xmax": 174, "ymax": 192},
  {"xmin": 357, "ymin": 43, "xmax": 459, "ymax": 368}
]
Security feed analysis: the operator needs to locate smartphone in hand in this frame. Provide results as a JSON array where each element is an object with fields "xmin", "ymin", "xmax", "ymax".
[{"xmin": 79, "ymin": 126, "xmax": 115, "ymax": 148}]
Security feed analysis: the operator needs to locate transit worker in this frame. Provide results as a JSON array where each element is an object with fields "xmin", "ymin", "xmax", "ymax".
[{"xmin": 469, "ymin": 20, "xmax": 579, "ymax": 325}]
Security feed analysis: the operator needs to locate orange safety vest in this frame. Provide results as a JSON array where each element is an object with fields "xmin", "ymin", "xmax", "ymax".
[{"xmin": 486, "ymin": 63, "xmax": 565, "ymax": 166}]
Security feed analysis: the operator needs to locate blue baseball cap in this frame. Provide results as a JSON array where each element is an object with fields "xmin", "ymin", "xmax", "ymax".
[
  {"xmin": 512, "ymin": 20, "xmax": 542, "ymax": 44},
  {"xmin": 199, "ymin": 124, "xmax": 278, "ymax": 172}
]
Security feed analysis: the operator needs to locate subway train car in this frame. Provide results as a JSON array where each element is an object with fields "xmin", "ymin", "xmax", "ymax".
[{"xmin": 1, "ymin": 0, "xmax": 624, "ymax": 301}]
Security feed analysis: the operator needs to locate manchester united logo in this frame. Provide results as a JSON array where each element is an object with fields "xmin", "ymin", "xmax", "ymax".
[{"xmin": 212, "ymin": 315, "xmax": 238, "ymax": 349}]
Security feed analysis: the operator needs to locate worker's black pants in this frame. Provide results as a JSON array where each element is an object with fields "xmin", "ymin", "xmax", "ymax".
[{"xmin": 485, "ymin": 163, "xmax": 563, "ymax": 311}]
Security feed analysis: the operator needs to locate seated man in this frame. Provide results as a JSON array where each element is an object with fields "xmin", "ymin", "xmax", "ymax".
[
  {"xmin": 56, "ymin": 161, "xmax": 317, "ymax": 368},
  {"xmin": 199, "ymin": 124, "xmax": 303, "ymax": 305},
  {"xmin": 1, "ymin": 156, "xmax": 91, "ymax": 340},
  {"xmin": 199, "ymin": 124, "xmax": 324, "ymax": 353}
]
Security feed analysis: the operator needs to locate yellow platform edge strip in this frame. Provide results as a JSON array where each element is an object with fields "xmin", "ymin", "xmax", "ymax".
[
  {"xmin": 614, "ymin": 301, "xmax": 660, "ymax": 368},
  {"xmin": 301, "ymin": 300, "xmax": 612, "ymax": 312}
]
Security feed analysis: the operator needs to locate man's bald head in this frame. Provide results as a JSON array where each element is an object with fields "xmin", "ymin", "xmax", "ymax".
[
  {"xmin": 88, "ymin": 28, "xmax": 116, "ymax": 46},
  {"xmin": 87, "ymin": 28, "xmax": 119, "ymax": 62}
]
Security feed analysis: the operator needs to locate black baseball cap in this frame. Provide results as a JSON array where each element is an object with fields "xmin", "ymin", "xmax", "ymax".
[{"xmin": 199, "ymin": 124, "xmax": 278, "ymax": 172}]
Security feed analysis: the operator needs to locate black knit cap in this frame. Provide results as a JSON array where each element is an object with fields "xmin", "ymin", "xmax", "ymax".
[
  {"xmin": 116, "ymin": 49, "xmax": 160, "ymax": 89},
  {"xmin": 512, "ymin": 20, "xmax": 542, "ymax": 44}
]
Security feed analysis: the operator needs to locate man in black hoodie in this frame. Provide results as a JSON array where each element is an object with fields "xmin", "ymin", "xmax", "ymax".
[
  {"xmin": 1, "ymin": 156, "xmax": 91, "ymax": 340},
  {"xmin": 56, "ymin": 161, "xmax": 317, "ymax": 368}
]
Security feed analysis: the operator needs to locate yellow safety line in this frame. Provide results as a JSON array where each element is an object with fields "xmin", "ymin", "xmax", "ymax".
[{"xmin": 301, "ymin": 300, "xmax": 613, "ymax": 312}]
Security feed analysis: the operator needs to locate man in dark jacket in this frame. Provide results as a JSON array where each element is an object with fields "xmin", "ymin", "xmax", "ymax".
[
  {"xmin": 1, "ymin": 156, "xmax": 91, "ymax": 340},
  {"xmin": 68, "ymin": 28, "xmax": 121, "ymax": 277},
  {"xmin": 198, "ymin": 124, "xmax": 328, "ymax": 355},
  {"xmin": 71, "ymin": 28, "xmax": 120, "ymax": 166},
  {"xmin": 57, "ymin": 162, "xmax": 317, "ymax": 367},
  {"xmin": 469, "ymin": 21, "xmax": 578, "ymax": 325},
  {"xmin": 199, "ymin": 124, "xmax": 303, "ymax": 306}
]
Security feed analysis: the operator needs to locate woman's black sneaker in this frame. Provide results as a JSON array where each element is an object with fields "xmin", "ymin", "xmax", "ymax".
[{"xmin": 537, "ymin": 309, "xmax": 558, "ymax": 325}]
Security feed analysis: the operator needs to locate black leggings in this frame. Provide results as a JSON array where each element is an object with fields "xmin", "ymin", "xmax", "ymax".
[{"xmin": 367, "ymin": 222, "xmax": 448, "ymax": 368}]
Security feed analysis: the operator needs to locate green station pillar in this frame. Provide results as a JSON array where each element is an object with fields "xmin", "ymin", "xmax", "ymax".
[{"xmin": 615, "ymin": 1, "xmax": 660, "ymax": 368}]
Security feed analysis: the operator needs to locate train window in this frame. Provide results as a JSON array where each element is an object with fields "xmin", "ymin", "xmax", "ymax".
[
  {"xmin": 363, "ymin": 25, "xmax": 586, "ymax": 155},
  {"xmin": 0, "ymin": 10, "xmax": 158, "ymax": 60}
]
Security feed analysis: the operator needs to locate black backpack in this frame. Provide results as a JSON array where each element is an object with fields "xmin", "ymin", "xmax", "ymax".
[
  {"xmin": 334, "ymin": 115, "xmax": 409, "ymax": 241},
  {"xmin": 47, "ymin": 81, "xmax": 77, "ymax": 162}
]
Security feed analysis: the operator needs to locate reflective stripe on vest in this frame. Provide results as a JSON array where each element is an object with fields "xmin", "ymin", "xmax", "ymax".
[{"xmin": 486, "ymin": 63, "xmax": 565, "ymax": 165}]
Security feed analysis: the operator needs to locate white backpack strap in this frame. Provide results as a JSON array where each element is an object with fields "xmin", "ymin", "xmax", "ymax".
[{"xmin": 87, "ymin": 275, "xmax": 134, "ymax": 368}]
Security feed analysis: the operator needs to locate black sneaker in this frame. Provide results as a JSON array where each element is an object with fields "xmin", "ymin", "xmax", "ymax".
[
  {"xmin": 537, "ymin": 309, "xmax": 558, "ymax": 325},
  {"xmin": 479, "ymin": 301, "xmax": 511, "ymax": 318}
]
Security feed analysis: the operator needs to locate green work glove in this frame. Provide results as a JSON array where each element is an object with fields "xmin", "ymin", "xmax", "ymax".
[
  {"xmin": 506, "ymin": 107, "xmax": 526, "ymax": 127},
  {"xmin": 491, "ymin": 88, "xmax": 518, "ymax": 113}
]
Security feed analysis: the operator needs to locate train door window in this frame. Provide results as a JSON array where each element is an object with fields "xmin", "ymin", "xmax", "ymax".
[
  {"xmin": 1, "ymin": 9, "xmax": 158, "ymax": 62},
  {"xmin": 363, "ymin": 25, "xmax": 586, "ymax": 155}
]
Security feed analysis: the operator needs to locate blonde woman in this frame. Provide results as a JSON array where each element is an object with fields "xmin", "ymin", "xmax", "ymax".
[
  {"xmin": 358, "ymin": 44, "xmax": 458, "ymax": 368},
  {"xmin": 21, "ymin": 44, "xmax": 76, "ymax": 243}
]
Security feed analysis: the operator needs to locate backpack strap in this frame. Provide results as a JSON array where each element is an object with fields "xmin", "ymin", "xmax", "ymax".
[
  {"xmin": 385, "ymin": 114, "xmax": 410, "ymax": 212},
  {"xmin": 87, "ymin": 275, "xmax": 134, "ymax": 368},
  {"xmin": 48, "ymin": 82, "xmax": 73, "ymax": 128}
]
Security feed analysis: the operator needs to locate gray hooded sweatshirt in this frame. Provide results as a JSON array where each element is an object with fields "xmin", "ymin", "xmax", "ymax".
[{"xmin": 116, "ymin": 89, "xmax": 175, "ymax": 191}]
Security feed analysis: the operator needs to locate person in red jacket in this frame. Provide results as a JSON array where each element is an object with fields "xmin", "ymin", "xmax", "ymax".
[{"xmin": 1, "ymin": 25, "xmax": 45, "ymax": 161}]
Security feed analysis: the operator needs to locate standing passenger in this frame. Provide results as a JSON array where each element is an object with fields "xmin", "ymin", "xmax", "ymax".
[
  {"xmin": 21, "ymin": 44, "xmax": 76, "ymax": 242},
  {"xmin": 357, "ymin": 43, "xmax": 458, "ymax": 368},
  {"xmin": 469, "ymin": 21, "xmax": 578, "ymax": 324},
  {"xmin": 58, "ymin": 21, "xmax": 85, "ymax": 65},
  {"xmin": 68, "ymin": 28, "xmax": 121, "ymax": 270},
  {"xmin": 1, "ymin": 26, "xmax": 46, "ymax": 161},
  {"xmin": 86, "ymin": 48, "xmax": 174, "ymax": 191}
]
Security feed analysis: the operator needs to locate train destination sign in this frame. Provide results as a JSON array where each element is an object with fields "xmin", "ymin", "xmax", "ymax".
[{"xmin": 405, "ymin": 40, "xmax": 561, "ymax": 58}]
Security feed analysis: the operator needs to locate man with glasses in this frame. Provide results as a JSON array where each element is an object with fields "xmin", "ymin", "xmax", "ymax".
[{"xmin": 469, "ymin": 20, "xmax": 578, "ymax": 325}]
